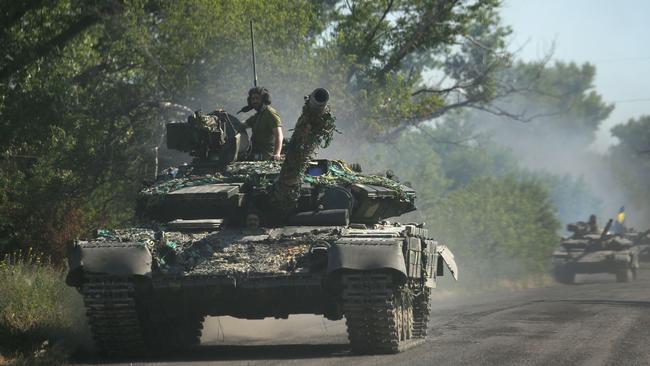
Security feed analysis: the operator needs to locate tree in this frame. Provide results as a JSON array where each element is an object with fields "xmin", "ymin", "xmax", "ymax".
[
  {"xmin": 326, "ymin": 0, "xmax": 514, "ymax": 139},
  {"xmin": 428, "ymin": 176, "xmax": 560, "ymax": 283},
  {"xmin": 608, "ymin": 116, "xmax": 650, "ymax": 226},
  {"xmin": 477, "ymin": 61, "xmax": 614, "ymax": 148}
]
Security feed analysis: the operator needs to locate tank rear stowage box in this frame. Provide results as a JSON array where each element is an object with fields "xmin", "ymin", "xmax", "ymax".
[{"xmin": 67, "ymin": 89, "xmax": 458, "ymax": 356}]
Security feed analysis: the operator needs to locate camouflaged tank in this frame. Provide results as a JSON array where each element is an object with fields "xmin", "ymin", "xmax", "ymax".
[
  {"xmin": 621, "ymin": 228, "xmax": 650, "ymax": 262},
  {"xmin": 66, "ymin": 88, "xmax": 458, "ymax": 356},
  {"xmin": 551, "ymin": 217, "xmax": 638, "ymax": 284}
]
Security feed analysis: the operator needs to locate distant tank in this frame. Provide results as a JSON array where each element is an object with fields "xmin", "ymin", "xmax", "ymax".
[
  {"xmin": 621, "ymin": 228, "xmax": 650, "ymax": 262},
  {"xmin": 66, "ymin": 88, "xmax": 458, "ymax": 356},
  {"xmin": 551, "ymin": 217, "xmax": 638, "ymax": 284}
]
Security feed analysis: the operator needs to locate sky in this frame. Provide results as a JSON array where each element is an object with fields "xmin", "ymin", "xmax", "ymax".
[{"xmin": 500, "ymin": 0, "xmax": 650, "ymax": 152}]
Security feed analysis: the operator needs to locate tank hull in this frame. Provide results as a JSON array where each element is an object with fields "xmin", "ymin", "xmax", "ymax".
[
  {"xmin": 552, "ymin": 247, "xmax": 637, "ymax": 284},
  {"xmin": 70, "ymin": 224, "xmax": 458, "ymax": 356}
]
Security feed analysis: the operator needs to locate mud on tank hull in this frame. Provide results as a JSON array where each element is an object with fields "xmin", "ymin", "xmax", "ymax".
[{"xmin": 67, "ymin": 224, "xmax": 457, "ymax": 356}]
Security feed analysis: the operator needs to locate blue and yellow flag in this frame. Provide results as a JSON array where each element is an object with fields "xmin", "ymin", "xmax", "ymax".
[
  {"xmin": 617, "ymin": 206, "xmax": 625, "ymax": 223},
  {"xmin": 611, "ymin": 206, "xmax": 626, "ymax": 235}
]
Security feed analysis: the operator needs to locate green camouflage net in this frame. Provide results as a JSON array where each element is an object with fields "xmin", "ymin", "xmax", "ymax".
[
  {"xmin": 273, "ymin": 103, "xmax": 337, "ymax": 213},
  {"xmin": 304, "ymin": 161, "xmax": 415, "ymax": 202},
  {"xmin": 313, "ymin": 108, "xmax": 337, "ymax": 149},
  {"xmin": 91, "ymin": 227, "xmax": 341, "ymax": 277},
  {"xmin": 140, "ymin": 161, "xmax": 282, "ymax": 195},
  {"xmin": 140, "ymin": 159, "xmax": 413, "ymax": 203}
]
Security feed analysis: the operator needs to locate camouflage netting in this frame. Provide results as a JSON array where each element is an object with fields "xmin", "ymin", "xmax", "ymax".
[
  {"xmin": 140, "ymin": 161, "xmax": 282, "ymax": 195},
  {"xmin": 94, "ymin": 227, "xmax": 340, "ymax": 277},
  {"xmin": 273, "ymin": 102, "xmax": 337, "ymax": 213},
  {"xmin": 305, "ymin": 160, "xmax": 415, "ymax": 202},
  {"xmin": 140, "ymin": 160, "xmax": 413, "ymax": 202}
]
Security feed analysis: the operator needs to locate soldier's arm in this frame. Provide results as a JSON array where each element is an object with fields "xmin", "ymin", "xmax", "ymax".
[
  {"xmin": 273, "ymin": 127, "xmax": 283, "ymax": 158},
  {"xmin": 270, "ymin": 110, "xmax": 283, "ymax": 159}
]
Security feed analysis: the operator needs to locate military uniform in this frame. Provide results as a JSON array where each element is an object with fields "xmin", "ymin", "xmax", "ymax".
[{"xmin": 244, "ymin": 105, "xmax": 282, "ymax": 160}]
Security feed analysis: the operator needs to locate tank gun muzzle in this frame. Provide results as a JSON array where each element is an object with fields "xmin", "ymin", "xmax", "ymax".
[{"xmin": 308, "ymin": 88, "xmax": 330, "ymax": 112}]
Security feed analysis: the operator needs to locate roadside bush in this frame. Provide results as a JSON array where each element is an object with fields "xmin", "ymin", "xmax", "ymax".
[{"xmin": 0, "ymin": 250, "xmax": 88, "ymax": 365}]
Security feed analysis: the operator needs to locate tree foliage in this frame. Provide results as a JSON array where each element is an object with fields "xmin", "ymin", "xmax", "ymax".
[
  {"xmin": 608, "ymin": 116, "xmax": 650, "ymax": 224},
  {"xmin": 483, "ymin": 61, "xmax": 614, "ymax": 145},
  {"xmin": 430, "ymin": 176, "xmax": 560, "ymax": 281}
]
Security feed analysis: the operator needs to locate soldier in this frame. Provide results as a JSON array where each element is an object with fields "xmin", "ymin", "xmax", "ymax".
[
  {"xmin": 239, "ymin": 87, "xmax": 283, "ymax": 160},
  {"xmin": 588, "ymin": 214, "xmax": 599, "ymax": 233}
]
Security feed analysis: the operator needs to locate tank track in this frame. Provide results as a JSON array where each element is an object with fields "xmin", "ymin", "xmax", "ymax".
[
  {"xmin": 82, "ymin": 275, "xmax": 147, "ymax": 356},
  {"xmin": 342, "ymin": 272, "xmax": 423, "ymax": 354},
  {"xmin": 411, "ymin": 287, "xmax": 431, "ymax": 338},
  {"xmin": 82, "ymin": 274, "xmax": 205, "ymax": 356}
]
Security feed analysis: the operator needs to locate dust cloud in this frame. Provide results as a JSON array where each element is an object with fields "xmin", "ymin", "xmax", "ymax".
[{"xmin": 482, "ymin": 112, "xmax": 646, "ymax": 228}]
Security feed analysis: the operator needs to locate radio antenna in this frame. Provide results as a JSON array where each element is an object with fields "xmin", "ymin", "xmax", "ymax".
[{"xmin": 250, "ymin": 20, "xmax": 258, "ymax": 87}]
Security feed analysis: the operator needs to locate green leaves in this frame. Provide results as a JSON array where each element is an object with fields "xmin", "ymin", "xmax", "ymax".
[
  {"xmin": 491, "ymin": 61, "xmax": 614, "ymax": 143},
  {"xmin": 430, "ymin": 175, "xmax": 560, "ymax": 281},
  {"xmin": 608, "ymin": 116, "xmax": 650, "ymax": 223}
]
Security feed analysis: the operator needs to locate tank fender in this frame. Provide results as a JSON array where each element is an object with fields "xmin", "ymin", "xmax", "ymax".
[
  {"xmin": 326, "ymin": 238, "xmax": 407, "ymax": 280},
  {"xmin": 436, "ymin": 245, "xmax": 458, "ymax": 280},
  {"xmin": 66, "ymin": 241, "xmax": 153, "ymax": 286}
]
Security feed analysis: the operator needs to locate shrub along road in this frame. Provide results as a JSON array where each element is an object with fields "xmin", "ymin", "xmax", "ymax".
[{"xmin": 75, "ymin": 268, "xmax": 650, "ymax": 366}]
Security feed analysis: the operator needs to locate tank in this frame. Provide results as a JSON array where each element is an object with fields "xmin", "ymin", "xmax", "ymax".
[
  {"xmin": 621, "ymin": 228, "xmax": 650, "ymax": 262},
  {"xmin": 66, "ymin": 88, "xmax": 458, "ymax": 356},
  {"xmin": 551, "ymin": 217, "xmax": 638, "ymax": 284}
]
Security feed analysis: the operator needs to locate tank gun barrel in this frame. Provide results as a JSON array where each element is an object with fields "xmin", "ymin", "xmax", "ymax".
[
  {"xmin": 600, "ymin": 219, "xmax": 613, "ymax": 239},
  {"xmin": 273, "ymin": 88, "xmax": 334, "ymax": 214}
]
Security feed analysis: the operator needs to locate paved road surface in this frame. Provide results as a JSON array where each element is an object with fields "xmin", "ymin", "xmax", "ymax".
[{"xmin": 75, "ymin": 269, "xmax": 650, "ymax": 366}]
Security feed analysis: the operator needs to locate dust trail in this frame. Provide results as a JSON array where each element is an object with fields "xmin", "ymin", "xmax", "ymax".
[{"xmin": 480, "ymin": 112, "xmax": 645, "ymax": 227}]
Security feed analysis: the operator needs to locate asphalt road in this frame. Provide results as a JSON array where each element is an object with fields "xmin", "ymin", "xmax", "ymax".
[{"xmin": 76, "ymin": 268, "xmax": 650, "ymax": 366}]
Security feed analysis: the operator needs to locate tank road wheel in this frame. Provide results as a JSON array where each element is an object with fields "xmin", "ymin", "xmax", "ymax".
[
  {"xmin": 616, "ymin": 267, "xmax": 633, "ymax": 283},
  {"xmin": 82, "ymin": 275, "xmax": 147, "ymax": 356},
  {"xmin": 342, "ymin": 272, "xmax": 416, "ymax": 354},
  {"xmin": 412, "ymin": 287, "xmax": 431, "ymax": 338},
  {"xmin": 552, "ymin": 265, "xmax": 575, "ymax": 284}
]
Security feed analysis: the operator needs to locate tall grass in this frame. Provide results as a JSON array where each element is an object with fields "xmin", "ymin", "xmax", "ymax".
[{"xmin": 0, "ymin": 249, "xmax": 89, "ymax": 365}]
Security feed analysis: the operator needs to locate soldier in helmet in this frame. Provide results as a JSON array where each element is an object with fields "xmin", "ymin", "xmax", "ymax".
[{"xmin": 239, "ymin": 87, "xmax": 284, "ymax": 161}]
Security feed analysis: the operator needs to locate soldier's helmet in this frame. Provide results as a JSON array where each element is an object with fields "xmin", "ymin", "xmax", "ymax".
[{"xmin": 248, "ymin": 86, "xmax": 271, "ymax": 105}]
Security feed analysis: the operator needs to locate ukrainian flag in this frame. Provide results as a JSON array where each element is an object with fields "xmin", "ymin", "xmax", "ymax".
[
  {"xmin": 617, "ymin": 206, "xmax": 625, "ymax": 224},
  {"xmin": 611, "ymin": 206, "xmax": 626, "ymax": 235}
]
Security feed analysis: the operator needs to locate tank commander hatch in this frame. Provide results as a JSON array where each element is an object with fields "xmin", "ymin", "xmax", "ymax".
[{"xmin": 238, "ymin": 86, "xmax": 283, "ymax": 161}]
